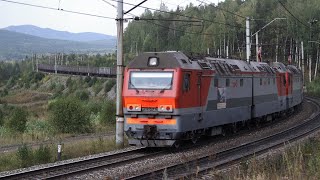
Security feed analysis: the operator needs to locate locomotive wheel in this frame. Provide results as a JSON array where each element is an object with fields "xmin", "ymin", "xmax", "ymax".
[
  {"xmin": 255, "ymin": 119, "xmax": 261, "ymax": 128},
  {"xmin": 232, "ymin": 123, "xmax": 238, "ymax": 134},
  {"xmin": 173, "ymin": 141, "xmax": 180, "ymax": 149},
  {"xmin": 221, "ymin": 128, "xmax": 227, "ymax": 136},
  {"xmin": 191, "ymin": 137, "xmax": 198, "ymax": 144}
]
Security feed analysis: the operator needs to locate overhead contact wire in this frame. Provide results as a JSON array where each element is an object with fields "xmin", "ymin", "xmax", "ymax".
[{"xmin": 0, "ymin": 0, "xmax": 115, "ymax": 20}]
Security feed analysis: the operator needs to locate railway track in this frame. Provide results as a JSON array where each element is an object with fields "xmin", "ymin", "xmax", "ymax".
[
  {"xmin": 127, "ymin": 97, "xmax": 320, "ymax": 179},
  {"xmin": 0, "ymin": 147, "xmax": 165, "ymax": 179},
  {"xmin": 1, "ymin": 98, "xmax": 319, "ymax": 180}
]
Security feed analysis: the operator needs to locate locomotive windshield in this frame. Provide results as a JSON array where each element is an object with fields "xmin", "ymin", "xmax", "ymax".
[{"xmin": 129, "ymin": 71, "xmax": 173, "ymax": 90}]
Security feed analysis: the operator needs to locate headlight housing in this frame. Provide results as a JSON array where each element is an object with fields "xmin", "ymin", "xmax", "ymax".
[
  {"xmin": 158, "ymin": 105, "xmax": 173, "ymax": 112},
  {"xmin": 127, "ymin": 104, "xmax": 141, "ymax": 112}
]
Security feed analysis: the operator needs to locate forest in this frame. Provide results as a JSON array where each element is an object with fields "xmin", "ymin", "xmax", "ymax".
[{"xmin": 123, "ymin": 0, "xmax": 320, "ymax": 81}]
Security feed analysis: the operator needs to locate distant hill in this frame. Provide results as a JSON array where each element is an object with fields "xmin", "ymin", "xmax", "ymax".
[
  {"xmin": 0, "ymin": 29, "xmax": 115, "ymax": 60},
  {"xmin": 4, "ymin": 25, "xmax": 116, "ymax": 42}
]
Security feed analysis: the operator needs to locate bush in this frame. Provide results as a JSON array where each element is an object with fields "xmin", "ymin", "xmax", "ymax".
[
  {"xmin": 33, "ymin": 72, "xmax": 45, "ymax": 83},
  {"xmin": 49, "ymin": 97, "xmax": 92, "ymax": 133},
  {"xmin": 55, "ymin": 83, "xmax": 65, "ymax": 93},
  {"xmin": 34, "ymin": 145, "xmax": 52, "ymax": 164},
  {"xmin": 16, "ymin": 144, "xmax": 52, "ymax": 168},
  {"xmin": 0, "ymin": 88, "xmax": 8, "ymax": 97},
  {"xmin": 84, "ymin": 76, "xmax": 91, "ymax": 83},
  {"xmin": 26, "ymin": 119, "xmax": 53, "ymax": 137},
  {"xmin": 93, "ymin": 82, "xmax": 103, "ymax": 96},
  {"xmin": 0, "ymin": 109, "xmax": 3, "ymax": 126},
  {"xmin": 75, "ymin": 90, "xmax": 89, "ymax": 101},
  {"xmin": 49, "ymin": 82, "xmax": 56, "ymax": 91},
  {"xmin": 307, "ymin": 78, "xmax": 320, "ymax": 96},
  {"xmin": 104, "ymin": 79, "xmax": 116, "ymax": 94},
  {"xmin": 6, "ymin": 107, "xmax": 28, "ymax": 132},
  {"xmin": 17, "ymin": 144, "xmax": 33, "ymax": 168},
  {"xmin": 87, "ymin": 101, "xmax": 103, "ymax": 114},
  {"xmin": 88, "ymin": 76, "xmax": 98, "ymax": 87},
  {"xmin": 6, "ymin": 77, "xmax": 16, "ymax": 89},
  {"xmin": 66, "ymin": 77, "xmax": 73, "ymax": 88},
  {"xmin": 100, "ymin": 100, "xmax": 116, "ymax": 125}
]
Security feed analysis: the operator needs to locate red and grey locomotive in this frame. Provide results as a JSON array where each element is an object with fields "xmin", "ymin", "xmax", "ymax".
[{"xmin": 122, "ymin": 52, "xmax": 303, "ymax": 147}]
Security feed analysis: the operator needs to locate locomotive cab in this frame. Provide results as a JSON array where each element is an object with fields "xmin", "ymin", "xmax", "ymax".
[{"xmin": 123, "ymin": 52, "xmax": 185, "ymax": 147}]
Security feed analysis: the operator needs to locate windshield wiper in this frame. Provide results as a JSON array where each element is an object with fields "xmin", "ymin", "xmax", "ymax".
[
  {"xmin": 160, "ymin": 82, "xmax": 172, "ymax": 93},
  {"xmin": 129, "ymin": 81, "xmax": 139, "ymax": 93}
]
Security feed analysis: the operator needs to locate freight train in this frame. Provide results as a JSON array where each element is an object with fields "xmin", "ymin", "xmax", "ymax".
[
  {"xmin": 123, "ymin": 51, "xmax": 303, "ymax": 147},
  {"xmin": 37, "ymin": 64, "xmax": 116, "ymax": 77}
]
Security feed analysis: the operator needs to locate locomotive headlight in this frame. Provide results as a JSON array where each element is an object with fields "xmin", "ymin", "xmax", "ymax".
[
  {"xmin": 158, "ymin": 105, "xmax": 173, "ymax": 112},
  {"xmin": 127, "ymin": 104, "xmax": 141, "ymax": 112},
  {"xmin": 148, "ymin": 57, "xmax": 159, "ymax": 67}
]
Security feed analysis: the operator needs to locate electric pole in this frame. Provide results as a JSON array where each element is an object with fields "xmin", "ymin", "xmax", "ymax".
[
  {"xmin": 54, "ymin": 53, "xmax": 57, "ymax": 74},
  {"xmin": 246, "ymin": 17, "xmax": 250, "ymax": 62},
  {"xmin": 32, "ymin": 53, "xmax": 34, "ymax": 71},
  {"xmin": 36, "ymin": 54, "xmax": 38, "ymax": 72},
  {"xmin": 301, "ymin": 41, "xmax": 305, "ymax": 84},
  {"xmin": 256, "ymin": 34, "xmax": 259, "ymax": 62},
  {"xmin": 116, "ymin": 0, "xmax": 124, "ymax": 147}
]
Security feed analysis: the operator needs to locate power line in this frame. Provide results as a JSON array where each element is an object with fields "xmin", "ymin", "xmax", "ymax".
[
  {"xmin": 282, "ymin": 0, "xmax": 305, "ymax": 20},
  {"xmin": 100, "ymin": 0, "xmax": 135, "ymax": 17},
  {"xmin": 125, "ymin": 0, "xmax": 148, "ymax": 14},
  {"xmin": 0, "ymin": 0, "xmax": 115, "ymax": 20},
  {"xmin": 106, "ymin": 0, "xmax": 245, "ymax": 29},
  {"xmin": 133, "ymin": 17, "xmax": 203, "ymax": 23},
  {"xmin": 277, "ymin": 0, "xmax": 309, "ymax": 28}
]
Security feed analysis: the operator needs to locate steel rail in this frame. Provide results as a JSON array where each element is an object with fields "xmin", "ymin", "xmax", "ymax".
[{"xmin": 0, "ymin": 147, "xmax": 165, "ymax": 179}]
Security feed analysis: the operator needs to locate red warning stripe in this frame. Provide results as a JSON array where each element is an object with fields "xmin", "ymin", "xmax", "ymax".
[{"xmin": 126, "ymin": 118, "xmax": 176, "ymax": 125}]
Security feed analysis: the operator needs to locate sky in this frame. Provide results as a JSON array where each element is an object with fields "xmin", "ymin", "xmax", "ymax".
[{"xmin": 0, "ymin": 0, "xmax": 222, "ymax": 36}]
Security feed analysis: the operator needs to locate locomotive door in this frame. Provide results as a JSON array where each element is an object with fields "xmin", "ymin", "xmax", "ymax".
[
  {"xmin": 280, "ymin": 74, "xmax": 286, "ymax": 108},
  {"xmin": 285, "ymin": 73, "xmax": 293, "ymax": 108},
  {"xmin": 197, "ymin": 72, "xmax": 203, "ymax": 120}
]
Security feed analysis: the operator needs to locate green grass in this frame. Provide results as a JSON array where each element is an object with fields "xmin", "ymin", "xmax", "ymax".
[
  {"xmin": 217, "ymin": 137, "xmax": 320, "ymax": 179},
  {"xmin": 0, "ymin": 136, "xmax": 126, "ymax": 172},
  {"xmin": 307, "ymin": 78, "xmax": 320, "ymax": 96}
]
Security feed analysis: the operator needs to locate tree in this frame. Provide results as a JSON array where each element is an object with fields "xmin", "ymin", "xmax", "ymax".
[
  {"xmin": 49, "ymin": 97, "xmax": 91, "ymax": 133},
  {"xmin": 100, "ymin": 100, "xmax": 116, "ymax": 125},
  {"xmin": 6, "ymin": 107, "xmax": 28, "ymax": 132}
]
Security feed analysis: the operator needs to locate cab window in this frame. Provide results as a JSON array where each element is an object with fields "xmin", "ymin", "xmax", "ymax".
[{"xmin": 183, "ymin": 73, "xmax": 191, "ymax": 92}]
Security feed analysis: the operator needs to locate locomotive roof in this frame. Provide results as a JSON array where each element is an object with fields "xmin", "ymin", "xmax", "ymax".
[
  {"xmin": 286, "ymin": 65, "xmax": 301, "ymax": 74},
  {"xmin": 250, "ymin": 61, "xmax": 275, "ymax": 74},
  {"xmin": 127, "ymin": 52, "xmax": 300, "ymax": 76},
  {"xmin": 127, "ymin": 51, "xmax": 201, "ymax": 69},
  {"xmin": 205, "ymin": 57, "xmax": 253, "ymax": 72},
  {"xmin": 271, "ymin": 62, "xmax": 287, "ymax": 73}
]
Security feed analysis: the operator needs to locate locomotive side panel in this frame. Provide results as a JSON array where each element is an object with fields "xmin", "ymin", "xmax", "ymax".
[
  {"xmin": 252, "ymin": 76, "xmax": 279, "ymax": 117},
  {"xmin": 291, "ymin": 75, "xmax": 303, "ymax": 106},
  {"xmin": 203, "ymin": 76, "xmax": 252, "ymax": 126}
]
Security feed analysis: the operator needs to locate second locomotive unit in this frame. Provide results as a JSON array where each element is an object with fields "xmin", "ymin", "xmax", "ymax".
[{"xmin": 123, "ymin": 51, "xmax": 303, "ymax": 147}]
